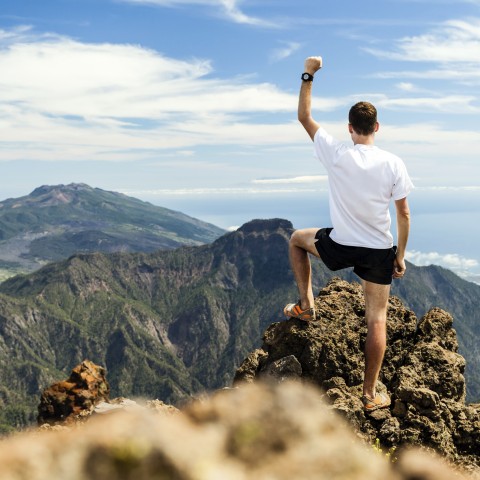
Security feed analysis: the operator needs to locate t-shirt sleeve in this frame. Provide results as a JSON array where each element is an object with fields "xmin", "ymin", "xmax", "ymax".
[
  {"xmin": 313, "ymin": 127, "xmax": 347, "ymax": 169},
  {"xmin": 392, "ymin": 159, "xmax": 414, "ymax": 200}
]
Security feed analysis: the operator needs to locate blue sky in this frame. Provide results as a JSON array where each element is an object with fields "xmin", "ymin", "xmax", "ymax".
[{"xmin": 1, "ymin": 0, "xmax": 480, "ymax": 283}]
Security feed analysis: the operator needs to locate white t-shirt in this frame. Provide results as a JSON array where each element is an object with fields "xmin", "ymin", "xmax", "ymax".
[{"xmin": 314, "ymin": 127, "xmax": 414, "ymax": 249}]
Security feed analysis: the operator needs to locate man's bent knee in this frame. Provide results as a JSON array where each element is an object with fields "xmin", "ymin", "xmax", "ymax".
[{"xmin": 290, "ymin": 228, "xmax": 321, "ymax": 257}]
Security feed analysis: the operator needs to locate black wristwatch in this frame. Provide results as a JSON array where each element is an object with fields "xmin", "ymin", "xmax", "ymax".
[{"xmin": 301, "ymin": 72, "xmax": 314, "ymax": 82}]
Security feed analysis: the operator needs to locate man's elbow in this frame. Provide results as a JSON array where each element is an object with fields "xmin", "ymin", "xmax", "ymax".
[
  {"xmin": 298, "ymin": 112, "xmax": 310, "ymax": 126},
  {"xmin": 298, "ymin": 115, "xmax": 319, "ymax": 141},
  {"xmin": 398, "ymin": 210, "xmax": 411, "ymax": 227}
]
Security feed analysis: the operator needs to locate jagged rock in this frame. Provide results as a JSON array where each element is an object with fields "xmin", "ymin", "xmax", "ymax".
[
  {"xmin": 0, "ymin": 381, "xmax": 475, "ymax": 480},
  {"xmin": 234, "ymin": 348, "xmax": 268, "ymax": 383},
  {"xmin": 37, "ymin": 360, "xmax": 110, "ymax": 425},
  {"xmin": 234, "ymin": 278, "xmax": 480, "ymax": 471},
  {"xmin": 259, "ymin": 354, "xmax": 302, "ymax": 382}
]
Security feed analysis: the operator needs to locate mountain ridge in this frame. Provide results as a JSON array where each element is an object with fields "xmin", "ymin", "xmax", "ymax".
[
  {"xmin": 0, "ymin": 218, "xmax": 479, "ymax": 432},
  {"xmin": 0, "ymin": 183, "xmax": 225, "ymax": 280}
]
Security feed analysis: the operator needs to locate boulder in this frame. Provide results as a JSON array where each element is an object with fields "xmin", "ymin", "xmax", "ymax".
[
  {"xmin": 234, "ymin": 278, "xmax": 480, "ymax": 471},
  {"xmin": 37, "ymin": 360, "xmax": 110, "ymax": 425}
]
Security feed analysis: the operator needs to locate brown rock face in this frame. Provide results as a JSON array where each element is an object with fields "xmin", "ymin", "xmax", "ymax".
[
  {"xmin": 38, "ymin": 360, "xmax": 110, "ymax": 425},
  {"xmin": 234, "ymin": 278, "xmax": 480, "ymax": 470}
]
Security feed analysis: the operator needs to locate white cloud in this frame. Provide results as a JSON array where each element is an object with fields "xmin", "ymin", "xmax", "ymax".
[
  {"xmin": 406, "ymin": 249, "xmax": 479, "ymax": 283},
  {"xmin": 416, "ymin": 186, "xmax": 480, "ymax": 191},
  {"xmin": 121, "ymin": 186, "xmax": 321, "ymax": 196},
  {"xmin": 270, "ymin": 41, "xmax": 302, "ymax": 62},
  {"xmin": 0, "ymin": 27, "xmax": 314, "ymax": 161},
  {"xmin": 366, "ymin": 18, "xmax": 480, "ymax": 83},
  {"xmin": 377, "ymin": 95, "xmax": 480, "ymax": 113},
  {"xmin": 253, "ymin": 175, "xmax": 327, "ymax": 185},
  {"xmin": 0, "ymin": 24, "xmax": 33, "ymax": 41},
  {"xmin": 1, "ymin": 25, "xmax": 480, "ymax": 179},
  {"xmin": 119, "ymin": 0, "xmax": 275, "ymax": 27},
  {"xmin": 375, "ymin": 67, "xmax": 480, "ymax": 83},
  {"xmin": 366, "ymin": 19, "xmax": 480, "ymax": 63},
  {"xmin": 461, "ymin": 272, "xmax": 480, "ymax": 285},
  {"xmin": 395, "ymin": 82, "xmax": 416, "ymax": 92}
]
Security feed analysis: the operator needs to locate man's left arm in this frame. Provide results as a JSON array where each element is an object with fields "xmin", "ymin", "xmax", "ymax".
[{"xmin": 393, "ymin": 196, "xmax": 411, "ymax": 278}]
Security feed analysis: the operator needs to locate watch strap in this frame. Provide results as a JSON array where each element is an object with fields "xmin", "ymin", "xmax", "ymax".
[{"xmin": 301, "ymin": 72, "xmax": 314, "ymax": 82}]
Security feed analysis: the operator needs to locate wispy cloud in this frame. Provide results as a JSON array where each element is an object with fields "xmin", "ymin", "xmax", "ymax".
[
  {"xmin": 253, "ymin": 175, "xmax": 327, "ymax": 185},
  {"xmin": 2, "ymin": 25, "xmax": 480, "ymax": 178},
  {"xmin": 377, "ymin": 95, "xmax": 480, "ymax": 113},
  {"xmin": 366, "ymin": 19, "xmax": 480, "ymax": 62},
  {"xmin": 371, "ymin": 121, "xmax": 480, "ymax": 166},
  {"xmin": 395, "ymin": 82, "xmax": 417, "ymax": 92},
  {"xmin": 118, "ymin": 0, "xmax": 276, "ymax": 27},
  {"xmin": 0, "ymin": 26, "xmax": 354, "ymax": 162},
  {"xmin": 121, "ymin": 186, "xmax": 321, "ymax": 196},
  {"xmin": 0, "ymin": 27, "xmax": 304, "ymax": 161},
  {"xmin": 374, "ymin": 67, "xmax": 480, "ymax": 84},
  {"xmin": 366, "ymin": 18, "xmax": 480, "ymax": 83},
  {"xmin": 416, "ymin": 186, "xmax": 480, "ymax": 191},
  {"xmin": 270, "ymin": 41, "xmax": 302, "ymax": 62}
]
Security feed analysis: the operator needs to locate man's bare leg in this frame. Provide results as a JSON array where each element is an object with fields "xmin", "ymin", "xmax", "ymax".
[
  {"xmin": 289, "ymin": 228, "xmax": 321, "ymax": 310},
  {"xmin": 362, "ymin": 280, "xmax": 390, "ymax": 399}
]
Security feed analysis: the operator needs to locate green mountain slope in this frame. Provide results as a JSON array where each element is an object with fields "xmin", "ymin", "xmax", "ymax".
[
  {"xmin": 0, "ymin": 218, "xmax": 479, "ymax": 432},
  {"xmin": 0, "ymin": 183, "xmax": 225, "ymax": 279}
]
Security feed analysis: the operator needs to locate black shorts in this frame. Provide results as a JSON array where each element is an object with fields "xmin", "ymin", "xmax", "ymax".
[{"xmin": 314, "ymin": 228, "xmax": 397, "ymax": 285}]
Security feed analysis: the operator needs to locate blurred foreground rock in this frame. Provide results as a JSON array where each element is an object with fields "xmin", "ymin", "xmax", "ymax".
[
  {"xmin": 0, "ymin": 381, "xmax": 477, "ymax": 480},
  {"xmin": 235, "ymin": 278, "xmax": 480, "ymax": 472}
]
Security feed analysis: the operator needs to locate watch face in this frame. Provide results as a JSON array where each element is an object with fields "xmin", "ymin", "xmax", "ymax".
[{"xmin": 302, "ymin": 73, "xmax": 313, "ymax": 81}]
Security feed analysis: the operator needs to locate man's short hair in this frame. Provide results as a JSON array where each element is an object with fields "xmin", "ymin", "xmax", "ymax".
[{"xmin": 349, "ymin": 101, "xmax": 377, "ymax": 136}]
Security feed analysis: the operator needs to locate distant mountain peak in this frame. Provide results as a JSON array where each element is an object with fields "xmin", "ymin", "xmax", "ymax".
[
  {"xmin": 238, "ymin": 218, "xmax": 293, "ymax": 234},
  {"xmin": 29, "ymin": 183, "xmax": 96, "ymax": 207},
  {"xmin": 31, "ymin": 183, "xmax": 92, "ymax": 196},
  {"xmin": 0, "ymin": 183, "xmax": 225, "ymax": 274}
]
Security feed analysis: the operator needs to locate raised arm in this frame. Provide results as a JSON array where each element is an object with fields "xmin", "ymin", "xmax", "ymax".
[
  {"xmin": 298, "ymin": 56, "xmax": 323, "ymax": 141},
  {"xmin": 393, "ymin": 196, "xmax": 411, "ymax": 278}
]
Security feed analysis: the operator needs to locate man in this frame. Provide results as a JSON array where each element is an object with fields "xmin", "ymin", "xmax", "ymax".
[{"xmin": 284, "ymin": 56, "xmax": 413, "ymax": 412}]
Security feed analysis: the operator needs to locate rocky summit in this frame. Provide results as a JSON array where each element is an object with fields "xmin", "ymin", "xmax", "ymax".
[{"xmin": 234, "ymin": 278, "xmax": 480, "ymax": 471}]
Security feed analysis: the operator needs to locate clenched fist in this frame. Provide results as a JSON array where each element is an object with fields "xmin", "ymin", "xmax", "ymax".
[{"xmin": 304, "ymin": 56, "xmax": 322, "ymax": 75}]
